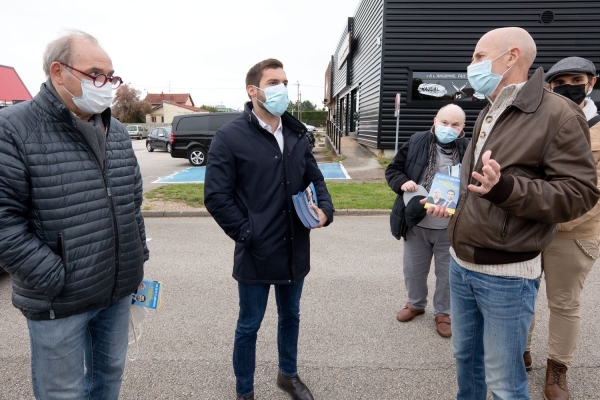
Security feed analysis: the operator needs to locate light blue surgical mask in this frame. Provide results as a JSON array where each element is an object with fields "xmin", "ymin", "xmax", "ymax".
[
  {"xmin": 467, "ymin": 49, "xmax": 514, "ymax": 96},
  {"xmin": 434, "ymin": 124, "xmax": 459, "ymax": 144},
  {"xmin": 254, "ymin": 83, "xmax": 289, "ymax": 116}
]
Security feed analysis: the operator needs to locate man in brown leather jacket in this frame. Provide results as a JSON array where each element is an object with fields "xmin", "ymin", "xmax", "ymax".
[{"xmin": 426, "ymin": 28, "xmax": 600, "ymax": 399}]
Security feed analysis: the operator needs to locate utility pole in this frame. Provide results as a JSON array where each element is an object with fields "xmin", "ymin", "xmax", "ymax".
[
  {"xmin": 296, "ymin": 81, "xmax": 300, "ymax": 121},
  {"xmin": 299, "ymin": 91, "xmax": 302, "ymax": 122}
]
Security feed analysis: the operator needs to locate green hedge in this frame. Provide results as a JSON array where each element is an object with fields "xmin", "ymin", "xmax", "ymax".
[{"xmin": 292, "ymin": 111, "xmax": 327, "ymax": 127}]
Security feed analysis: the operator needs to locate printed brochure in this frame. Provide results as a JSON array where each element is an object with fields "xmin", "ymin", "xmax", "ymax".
[
  {"xmin": 424, "ymin": 173, "xmax": 460, "ymax": 215},
  {"xmin": 292, "ymin": 182, "xmax": 320, "ymax": 229},
  {"xmin": 131, "ymin": 280, "xmax": 162, "ymax": 309}
]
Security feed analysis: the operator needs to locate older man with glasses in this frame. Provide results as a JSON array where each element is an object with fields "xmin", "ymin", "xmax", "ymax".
[{"xmin": 0, "ymin": 30, "xmax": 148, "ymax": 399}]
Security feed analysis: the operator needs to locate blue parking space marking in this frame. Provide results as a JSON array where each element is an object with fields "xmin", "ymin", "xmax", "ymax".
[
  {"xmin": 153, "ymin": 167, "xmax": 205, "ymax": 183},
  {"xmin": 153, "ymin": 163, "xmax": 350, "ymax": 184},
  {"xmin": 317, "ymin": 163, "xmax": 351, "ymax": 179}
]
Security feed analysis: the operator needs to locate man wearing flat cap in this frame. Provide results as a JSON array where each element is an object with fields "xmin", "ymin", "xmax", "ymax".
[{"xmin": 525, "ymin": 56, "xmax": 600, "ymax": 400}]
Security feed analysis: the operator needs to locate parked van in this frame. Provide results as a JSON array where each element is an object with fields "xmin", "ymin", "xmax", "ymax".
[{"xmin": 170, "ymin": 112, "xmax": 242, "ymax": 166}]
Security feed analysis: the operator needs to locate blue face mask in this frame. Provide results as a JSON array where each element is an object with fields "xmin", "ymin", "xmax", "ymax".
[
  {"xmin": 467, "ymin": 49, "xmax": 513, "ymax": 96},
  {"xmin": 254, "ymin": 83, "xmax": 289, "ymax": 116},
  {"xmin": 434, "ymin": 124, "xmax": 459, "ymax": 144}
]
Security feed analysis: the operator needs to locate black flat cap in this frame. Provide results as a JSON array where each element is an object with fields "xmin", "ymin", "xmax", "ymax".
[{"xmin": 545, "ymin": 57, "xmax": 596, "ymax": 83}]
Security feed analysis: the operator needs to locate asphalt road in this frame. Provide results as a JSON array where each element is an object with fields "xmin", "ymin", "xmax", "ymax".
[
  {"xmin": 1, "ymin": 217, "xmax": 599, "ymax": 399},
  {"xmin": 131, "ymin": 138, "xmax": 191, "ymax": 193}
]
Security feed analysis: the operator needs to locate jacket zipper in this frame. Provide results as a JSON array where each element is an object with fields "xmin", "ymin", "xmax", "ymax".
[
  {"xmin": 104, "ymin": 176, "xmax": 120, "ymax": 299},
  {"xmin": 49, "ymin": 297, "xmax": 55, "ymax": 319},
  {"xmin": 451, "ymin": 106, "xmax": 512, "ymax": 247}
]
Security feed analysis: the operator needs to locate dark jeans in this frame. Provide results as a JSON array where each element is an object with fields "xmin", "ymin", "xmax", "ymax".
[{"xmin": 233, "ymin": 280, "xmax": 304, "ymax": 397}]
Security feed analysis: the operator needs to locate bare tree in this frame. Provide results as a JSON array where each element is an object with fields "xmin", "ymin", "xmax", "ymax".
[{"xmin": 112, "ymin": 84, "xmax": 152, "ymax": 123}]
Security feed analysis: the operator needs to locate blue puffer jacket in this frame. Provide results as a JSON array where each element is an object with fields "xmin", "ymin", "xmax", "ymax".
[
  {"xmin": 205, "ymin": 102, "xmax": 334, "ymax": 285},
  {"xmin": 0, "ymin": 83, "xmax": 149, "ymax": 320}
]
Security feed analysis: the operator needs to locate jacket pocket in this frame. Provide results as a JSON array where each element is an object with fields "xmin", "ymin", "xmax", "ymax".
[
  {"xmin": 248, "ymin": 211, "xmax": 264, "ymax": 250},
  {"xmin": 390, "ymin": 194, "xmax": 405, "ymax": 240}
]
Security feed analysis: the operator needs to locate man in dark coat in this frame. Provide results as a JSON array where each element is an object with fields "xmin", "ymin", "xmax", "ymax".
[
  {"xmin": 0, "ymin": 31, "xmax": 148, "ymax": 399},
  {"xmin": 205, "ymin": 58, "xmax": 334, "ymax": 400}
]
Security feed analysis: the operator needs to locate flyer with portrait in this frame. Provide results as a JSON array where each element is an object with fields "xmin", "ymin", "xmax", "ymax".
[
  {"xmin": 424, "ymin": 173, "xmax": 461, "ymax": 215},
  {"xmin": 292, "ymin": 182, "xmax": 320, "ymax": 229},
  {"xmin": 131, "ymin": 280, "xmax": 163, "ymax": 309}
]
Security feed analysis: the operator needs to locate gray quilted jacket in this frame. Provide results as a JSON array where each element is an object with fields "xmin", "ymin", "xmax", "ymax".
[{"xmin": 0, "ymin": 82, "xmax": 149, "ymax": 320}]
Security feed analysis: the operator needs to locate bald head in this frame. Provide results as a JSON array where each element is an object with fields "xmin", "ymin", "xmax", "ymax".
[
  {"xmin": 479, "ymin": 27, "xmax": 536, "ymax": 68},
  {"xmin": 434, "ymin": 104, "xmax": 465, "ymax": 135},
  {"xmin": 471, "ymin": 27, "xmax": 536, "ymax": 98}
]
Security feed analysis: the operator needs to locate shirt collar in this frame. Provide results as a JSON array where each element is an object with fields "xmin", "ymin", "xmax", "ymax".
[{"xmin": 252, "ymin": 110, "xmax": 282, "ymax": 134}]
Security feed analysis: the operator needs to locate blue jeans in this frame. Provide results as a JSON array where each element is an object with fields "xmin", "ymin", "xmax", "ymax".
[
  {"xmin": 233, "ymin": 280, "xmax": 304, "ymax": 397},
  {"xmin": 27, "ymin": 296, "xmax": 131, "ymax": 400},
  {"xmin": 450, "ymin": 258, "xmax": 539, "ymax": 400}
]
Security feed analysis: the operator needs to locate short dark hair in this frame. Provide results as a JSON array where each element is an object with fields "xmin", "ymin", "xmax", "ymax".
[
  {"xmin": 246, "ymin": 58, "xmax": 284, "ymax": 98},
  {"xmin": 447, "ymin": 190, "xmax": 455, "ymax": 195}
]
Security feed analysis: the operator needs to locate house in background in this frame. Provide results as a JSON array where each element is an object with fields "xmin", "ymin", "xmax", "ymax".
[
  {"xmin": 0, "ymin": 65, "xmax": 32, "ymax": 109},
  {"xmin": 146, "ymin": 101, "xmax": 209, "ymax": 124},
  {"xmin": 214, "ymin": 104, "xmax": 237, "ymax": 112},
  {"xmin": 143, "ymin": 92, "xmax": 195, "ymax": 108}
]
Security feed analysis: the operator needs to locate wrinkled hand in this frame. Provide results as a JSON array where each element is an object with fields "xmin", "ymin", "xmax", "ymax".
[
  {"xmin": 401, "ymin": 180, "xmax": 418, "ymax": 192},
  {"xmin": 468, "ymin": 150, "xmax": 501, "ymax": 195},
  {"xmin": 311, "ymin": 205, "xmax": 328, "ymax": 228},
  {"xmin": 420, "ymin": 198, "xmax": 450, "ymax": 218}
]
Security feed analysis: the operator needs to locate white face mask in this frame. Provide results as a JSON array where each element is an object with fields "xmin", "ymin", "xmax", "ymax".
[{"xmin": 62, "ymin": 68, "xmax": 113, "ymax": 115}]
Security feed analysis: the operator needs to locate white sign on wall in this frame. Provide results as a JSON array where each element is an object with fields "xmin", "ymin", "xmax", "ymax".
[{"xmin": 337, "ymin": 32, "xmax": 351, "ymax": 69}]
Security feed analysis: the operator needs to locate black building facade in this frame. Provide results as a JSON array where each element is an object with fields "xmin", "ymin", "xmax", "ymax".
[{"xmin": 325, "ymin": 0, "xmax": 600, "ymax": 153}]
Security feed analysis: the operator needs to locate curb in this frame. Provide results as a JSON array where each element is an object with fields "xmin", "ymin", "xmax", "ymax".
[{"xmin": 142, "ymin": 209, "xmax": 390, "ymax": 218}]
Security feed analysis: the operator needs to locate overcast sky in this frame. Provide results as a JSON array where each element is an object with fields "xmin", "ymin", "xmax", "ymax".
[{"xmin": 2, "ymin": 0, "xmax": 359, "ymax": 111}]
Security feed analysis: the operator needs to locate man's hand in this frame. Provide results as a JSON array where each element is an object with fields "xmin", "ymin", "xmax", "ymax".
[
  {"xmin": 468, "ymin": 150, "xmax": 501, "ymax": 195},
  {"xmin": 420, "ymin": 198, "xmax": 450, "ymax": 218},
  {"xmin": 311, "ymin": 205, "xmax": 328, "ymax": 228},
  {"xmin": 401, "ymin": 180, "xmax": 418, "ymax": 192}
]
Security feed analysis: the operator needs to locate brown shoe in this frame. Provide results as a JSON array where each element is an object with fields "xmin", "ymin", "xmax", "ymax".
[
  {"xmin": 435, "ymin": 315, "xmax": 452, "ymax": 337},
  {"xmin": 396, "ymin": 302, "xmax": 425, "ymax": 322},
  {"xmin": 524, "ymin": 351, "xmax": 532, "ymax": 372},
  {"xmin": 544, "ymin": 358, "xmax": 569, "ymax": 400}
]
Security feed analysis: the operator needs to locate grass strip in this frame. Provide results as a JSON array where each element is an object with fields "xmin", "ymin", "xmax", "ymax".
[{"xmin": 144, "ymin": 182, "xmax": 396, "ymax": 210}]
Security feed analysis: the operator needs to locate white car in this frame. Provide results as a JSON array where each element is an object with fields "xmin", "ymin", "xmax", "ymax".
[
  {"xmin": 302, "ymin": 122, "xmax": 316, "ymax": 132},
  {"xmin": 126, "ymin": 125, "xmax": 149, "ymax": 140}
]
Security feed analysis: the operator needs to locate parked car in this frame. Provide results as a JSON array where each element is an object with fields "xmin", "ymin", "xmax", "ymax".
[
  {"xmin": 127, "ymin": 125, "xmax": 149, "ymax": 140},
  {"xmin": 171, "ymin": 112, "xmax": 242, "ymax": 166},
  {"xmin": 146, "ymin": 126, "xmax": 172, "ymax": 153},
  {"xmin": 302, "ymin": 122, "xmax": 316, "ymax": 132}
]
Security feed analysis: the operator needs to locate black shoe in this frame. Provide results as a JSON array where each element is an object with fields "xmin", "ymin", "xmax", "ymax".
[
  {"xmin": 276, "ymin": 371, "xmax": 314, "ymax": 400},
  {"xmin": 236, "ymin": 392, "xmax": 254, "ymax": 400}
]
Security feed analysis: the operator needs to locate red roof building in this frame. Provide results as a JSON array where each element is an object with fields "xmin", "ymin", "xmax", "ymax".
[
  {"xmin": 0, "ymin": 65, "xmax": 33, "ymax": 107},
  {"xmin": 143, "ymin": 92, "xmax": 195, "ymax": 107}
]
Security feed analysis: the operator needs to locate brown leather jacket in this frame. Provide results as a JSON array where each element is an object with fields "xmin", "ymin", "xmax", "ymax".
[{"xmin": 448, "ymin": 68, "xmax": 600, "ymax": 265}]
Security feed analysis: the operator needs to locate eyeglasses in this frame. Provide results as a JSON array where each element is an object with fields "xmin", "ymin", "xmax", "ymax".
[{"xmin": 60, "ymin": 63, "xmax": 123, "ymax": 89}]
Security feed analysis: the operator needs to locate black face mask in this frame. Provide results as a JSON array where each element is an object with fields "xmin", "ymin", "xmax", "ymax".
[{"xmin": 552, "ymin": 84, "xmax": 587, "ymax": 105}]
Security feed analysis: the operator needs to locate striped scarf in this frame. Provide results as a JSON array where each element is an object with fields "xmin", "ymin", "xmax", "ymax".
[{"xmin": 420, "ymin": 138, "xmax": 459, "ymax": 192}]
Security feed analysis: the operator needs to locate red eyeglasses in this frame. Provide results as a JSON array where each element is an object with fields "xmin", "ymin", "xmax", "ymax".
[{"xmin": 61, "ymin": 63, "xmax": 123, "ymax": 89}]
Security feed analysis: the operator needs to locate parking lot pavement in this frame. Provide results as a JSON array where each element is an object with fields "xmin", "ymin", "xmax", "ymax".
[
  {"xmin": 131, "ymin": 139, "xmax": 191, "ymax": 193},
  {"xmin": 1, "ymin": 217, "xmax": 599, "ymax": 399}
]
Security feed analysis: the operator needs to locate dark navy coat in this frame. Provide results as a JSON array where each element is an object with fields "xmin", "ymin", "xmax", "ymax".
[{"xmin": 204, "ymin": 102, "xmax": 334, "ymax": 284}]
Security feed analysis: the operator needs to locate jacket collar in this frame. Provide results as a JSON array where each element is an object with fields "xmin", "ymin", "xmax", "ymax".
[
  {"xmin": 243, "ymin": 102, "xmax": 307, "ymax": 136},
  {"xmin": 34, "ymin": 80, "xmax": 112, "ymax": 133},
  {"xmin": 509, "ymin": 67, "xmax": 545, "ymax": 114}
]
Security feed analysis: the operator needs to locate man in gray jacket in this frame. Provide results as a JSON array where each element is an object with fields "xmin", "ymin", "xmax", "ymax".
[{"xmin": 0, "ymin": 31, "xmax": 148, "ymax": 399}]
